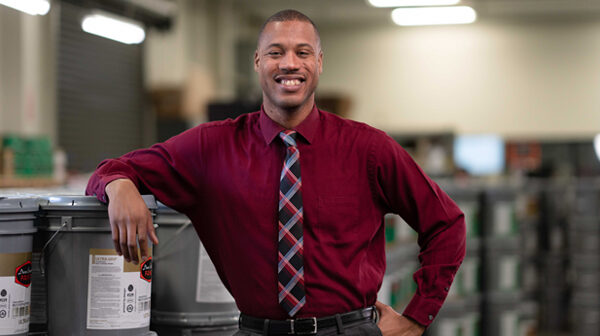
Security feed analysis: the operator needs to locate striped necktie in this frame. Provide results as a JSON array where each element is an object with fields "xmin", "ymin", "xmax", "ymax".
[{"xmin": 278, "ymin": 130, "xmax": 305, "ymax": 316}]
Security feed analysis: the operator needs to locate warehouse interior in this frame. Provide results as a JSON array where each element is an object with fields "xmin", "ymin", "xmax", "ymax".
[{"xmin": 0, "ymin": 0, "xmax": 599, "ymax": 335}]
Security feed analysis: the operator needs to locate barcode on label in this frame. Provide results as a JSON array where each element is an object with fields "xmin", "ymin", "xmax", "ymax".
[
  {"xmin": 16, "ymin": 305, "xmax": 29, "ymax": 317},
  {"xmin": 138, "ymin": 300, "xmax": 150, "ymax": 311}
]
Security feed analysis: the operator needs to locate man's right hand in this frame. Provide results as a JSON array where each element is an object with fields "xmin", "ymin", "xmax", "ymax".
[{"xmin": 105, "ymin": 179, "xmax": 159, "ymax": 264}]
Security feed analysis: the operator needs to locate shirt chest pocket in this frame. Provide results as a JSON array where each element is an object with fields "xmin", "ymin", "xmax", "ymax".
[{"xmin": 316, "ymin": 195, "xmax": 360, "ymax": 244}]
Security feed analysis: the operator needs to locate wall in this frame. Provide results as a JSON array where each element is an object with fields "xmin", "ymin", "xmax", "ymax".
[
  {"xmin": 3, "ymin": 3, "xmax": 600, "ymax": 141},
  {"xmin": 0, "ymin": 5, "xmax": 57, "ymax": 141},
  {"xmin": 317, "ymin": 18, "xmax": 600, "ymax": 139}
]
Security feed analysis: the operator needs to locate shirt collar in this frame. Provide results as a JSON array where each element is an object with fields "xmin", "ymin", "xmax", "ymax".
[{"xmin": 259, "ymin": 104, "xmax": 319, "ymax": 145}]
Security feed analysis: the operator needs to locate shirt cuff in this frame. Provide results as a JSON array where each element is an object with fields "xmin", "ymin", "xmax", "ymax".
[
  {"xmin": 401, "ymin": 293, "xmax": 443, "ymax": 327},
  {"xmin": 90, "ymin": 174, "xmax": 131, "ymax": 204}
]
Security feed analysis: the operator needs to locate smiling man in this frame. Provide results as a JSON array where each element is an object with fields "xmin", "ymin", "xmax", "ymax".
[{"xmin": 87, "ymin": 9, "xmax": 465, "ymax": 336}]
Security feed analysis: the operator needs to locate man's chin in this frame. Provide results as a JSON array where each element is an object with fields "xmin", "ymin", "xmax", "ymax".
[{"xmin": 274, "ymin": 98, "xmax": 311, "ymax": 111}]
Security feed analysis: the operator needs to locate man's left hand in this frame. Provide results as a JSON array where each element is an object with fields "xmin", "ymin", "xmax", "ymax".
[{"xmin": 375, "ymin": 301, "xmax": 425, "ymax": 336}]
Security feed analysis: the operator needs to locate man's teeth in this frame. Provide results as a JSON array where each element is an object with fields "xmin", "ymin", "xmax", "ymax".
[{"xmin": 281, "ymin": 79, "xmax": 301, "ymax": 86}]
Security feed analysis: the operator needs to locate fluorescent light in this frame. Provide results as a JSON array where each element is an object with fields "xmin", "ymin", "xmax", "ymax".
[
  {"xmin": 81, "ymin": 11, "xmax": 146, "ymax": 45},
  {"xmin": 594, "ymin": 134, "xmax": 600, "ymax": 162},
  {"xmin": 0, "ymin": 0, "xmax": 50, "ymax": 16},
  {"xmin": 392, "ymin": 6, "xmax": 476, "ymax": 26},
  {"xmin": 368, "ymin": 0, "xmax": 460, "ymax": 7}
]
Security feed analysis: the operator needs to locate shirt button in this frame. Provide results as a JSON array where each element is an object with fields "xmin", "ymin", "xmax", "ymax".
[
  {"xmin": 445, "ymin": 287, "xmax": 450, "ymax": 291},
  {"xmin": 428, "ymin": 315, "xmax": 433, "ymax": 321}
]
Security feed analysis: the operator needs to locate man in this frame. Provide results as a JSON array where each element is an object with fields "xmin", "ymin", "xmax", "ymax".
[{"xmin": 86, "ymin": 9, "xmax": 465, "ymax": 336}]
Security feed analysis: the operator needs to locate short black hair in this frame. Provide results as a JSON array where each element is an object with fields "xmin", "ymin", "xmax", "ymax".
[{"xmin": 257, "ymin": 9, "xmax": 321, "ymax": 49}]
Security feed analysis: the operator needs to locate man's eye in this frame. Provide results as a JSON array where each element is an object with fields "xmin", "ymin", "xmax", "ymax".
[
  {"xmin": 268, "ymin": 51, "xmax": 281, "ymax": 56},
  {"xmin": 298, "ymin": 51, "xmax": 310, "ymax": 56}
]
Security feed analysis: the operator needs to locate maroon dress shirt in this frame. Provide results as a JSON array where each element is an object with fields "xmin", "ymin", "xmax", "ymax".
[{"xmin": 86, "ymin": 105, "xmax": 466, "ymax": 326}]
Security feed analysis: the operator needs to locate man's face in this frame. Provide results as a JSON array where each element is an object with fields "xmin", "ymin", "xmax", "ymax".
[{"xmin": 254, "ymin": 20, "xmax": 323, "ymax": 112}]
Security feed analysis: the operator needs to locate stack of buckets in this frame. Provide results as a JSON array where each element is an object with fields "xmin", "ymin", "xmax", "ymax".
[
  {"xmin": 0, "ymin": 197, "xmax": 38, "ymax": 336},
  {"xmin": 480, "ymin": 188, "xmax": 522, "ymax": 336},
  {"xmin": 569, "ymin": 182, "xmax": 600, "ymax": 335},
  {"xmin": 0, "ymin": 195, "xmax": 160, "ymax": 336},
  {"xmin": 151, "ymin": 203, "xmax": 239, "ymax": 336},
  {"xmin": 538, "ymin": 183, "xmax": 569, "ymax": 334}
]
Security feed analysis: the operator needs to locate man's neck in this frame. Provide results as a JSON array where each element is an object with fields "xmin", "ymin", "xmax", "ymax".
[{"xmin": 263, "ymin": 100, "xmax": 314, "ymax": 129}]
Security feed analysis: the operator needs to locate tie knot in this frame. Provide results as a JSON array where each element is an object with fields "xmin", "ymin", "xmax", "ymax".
[{"xmin": 279, "ymin": 130, "xmax": 298, "ymax": 147}]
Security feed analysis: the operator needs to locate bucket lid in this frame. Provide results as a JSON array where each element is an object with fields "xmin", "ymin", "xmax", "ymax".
[
  {"xmin": 155, "ymin": 202, "xmax": 191, "ymax": 225},
  {"xmin": 0, "ymin": 197, "xmax": 42, "ymax": 213},
  {"xmin": 40, "ymin": 195, "xmax": 157, "ymax": 211},
  {"xmin": 156, "ymin": 202, "xmax": 180, "ymax": 214}
]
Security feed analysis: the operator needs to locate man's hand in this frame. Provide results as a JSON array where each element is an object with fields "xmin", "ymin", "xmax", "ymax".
[
  {"xmin": 105, "ymin": 179, "xmax": 158, "ymax": 264},
  {"xmin": 375, "ymin": 301, "xmax": 425, "ymax": 336}
]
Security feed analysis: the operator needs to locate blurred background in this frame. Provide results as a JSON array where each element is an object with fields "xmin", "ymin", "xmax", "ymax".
[{"xmin": 1, "ymin": 0, "xmax": 599, "ymax": 335}]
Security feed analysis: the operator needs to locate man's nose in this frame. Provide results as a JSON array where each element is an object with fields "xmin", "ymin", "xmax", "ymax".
[{"xmin": 279, "ymin": 53, "xmax": 300, "ymax": 71}]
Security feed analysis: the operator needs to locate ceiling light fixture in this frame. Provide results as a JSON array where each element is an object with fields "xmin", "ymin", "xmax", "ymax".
[
  {"xmin": 391, "ymin": 6, "xmax": 476, "ymax": 26},
  {"xmin": 81, "ymin": 11, "xmax": 146, "ymax": 45},
  {"xmin": 0, "ymin": 0, "xmax": 50, "ymax": 16},
  {"xmin": 368, "ymin": 0, "xmax": 460, "ymax": 7}
]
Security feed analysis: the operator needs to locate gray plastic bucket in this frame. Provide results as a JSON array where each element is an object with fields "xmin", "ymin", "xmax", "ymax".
[
  {"xmin": 151, "ymin": 203, "xmax": 239, "ymax": 330},
  {"xmin": 39, "ymin": 195, "xmax": 157, "ymax": 336},
  {"xmin": 0, "ymin": 197, "xmax": 40, "ymax": 336}
]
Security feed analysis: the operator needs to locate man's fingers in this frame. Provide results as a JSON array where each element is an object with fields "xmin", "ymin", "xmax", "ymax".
[
  {"xmin": 127, "ymin": 218, "xmax": 139, "ymax": 264},
  {"xmin": 375, "ymin": 301, "xmax": 386, "ymax": 315},
  {"xmin": 138, "ymin": 215, "xmax": 150, "ymax": 262},
  {"xmin": 110, "ymin": 221, "xmax": 122, "ymax": 256},
  {"xmin": 119, "ymin": 222, "xmax": 130, "ymax": 262},
  {"xmin": 147, "ymin": 216, "xmax": 159, "ymax": 245}
]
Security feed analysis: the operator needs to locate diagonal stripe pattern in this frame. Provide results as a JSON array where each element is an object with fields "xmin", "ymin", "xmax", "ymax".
[{"xmin": 278, "ymin": 130, "xmax": 305, "ymax": 317}]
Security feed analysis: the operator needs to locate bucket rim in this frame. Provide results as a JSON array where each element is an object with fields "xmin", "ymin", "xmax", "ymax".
[
  {"xmin": 39, "ymin": 195, "xmax": 157, "ymax": 210},
  {"xmin": 0, "ymin": 227, "xmax": 37, "ymax": 234}
]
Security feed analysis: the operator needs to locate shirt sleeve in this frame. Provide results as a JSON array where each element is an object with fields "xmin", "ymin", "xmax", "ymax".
[
  {"xmin": 85, "ymin": 126, "xmax": 202, "ymax": 213},
  {"xmin": 368, "ymin": 131, "xmax": 466, "ymax": 327}
]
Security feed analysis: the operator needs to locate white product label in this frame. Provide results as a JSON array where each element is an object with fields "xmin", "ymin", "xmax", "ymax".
[
  {"xmin": 493, "ymin": 203, "xmax": 513, "ymax": 236},
  {"xmin": 86, "ymin": 249, "xmax": 151, "ymax": 330},
  {"xmin": 0, "ymin": 253, "xmax": 32, "ymax": 335},
  {"xmin": 499, "ymin": 256, "xmax": 518, "ymax": 290},
  {"xmin": 500, "ymin": 311, "xmax": 518, "ymax": 336},
  {"xmin": 462, "ymin": 258, "xmax": 479, "ymax": 294},
  {"xmin": 439, "ymin": 319, "xmax": 461, "ymax": 336},
  {"xmin": 196, "ymin": 243, "xmax": 235, "ymax": 303}
]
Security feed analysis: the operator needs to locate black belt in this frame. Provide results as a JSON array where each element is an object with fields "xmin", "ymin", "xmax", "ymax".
[{"xmin": 239, "ymin": 307, "xmax": 376, "ymax": 335}]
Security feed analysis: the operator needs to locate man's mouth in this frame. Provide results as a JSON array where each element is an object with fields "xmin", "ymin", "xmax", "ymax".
[
  {"xmin": 275, "ymin": 76, "xmax": 305, "ymax": 89},
  {"xmin": 281, "ymin": 79, "xmax": 302, "ymax": 86}
]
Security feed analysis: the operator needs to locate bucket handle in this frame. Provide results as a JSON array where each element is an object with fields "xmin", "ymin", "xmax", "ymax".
[
  {"xmin": 39, "ymin": 217, "xmax": 69, "ymax": 276},
  {"xmin": 152, "ymin": 220, "xmax": 192, "ymax": 262}
]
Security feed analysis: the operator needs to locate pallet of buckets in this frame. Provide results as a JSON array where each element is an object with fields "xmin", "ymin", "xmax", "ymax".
[{"xmin": 0, "ymin": 195, "xmax": 240, "ymax": 336}]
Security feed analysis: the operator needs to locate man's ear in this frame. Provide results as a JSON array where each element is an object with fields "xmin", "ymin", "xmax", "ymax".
[
  {"xmin": 318, "ymin": 51, "xmax": 323, "ymax": 74},
  {"xmin": 254, "ymin": 50, "xmax": 260, "ymax": 72}
]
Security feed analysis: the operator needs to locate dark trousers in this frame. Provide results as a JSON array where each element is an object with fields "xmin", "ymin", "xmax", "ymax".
[{"xmin": 234, "ymin": 319, "xmax": 383, "ymax": 336}]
